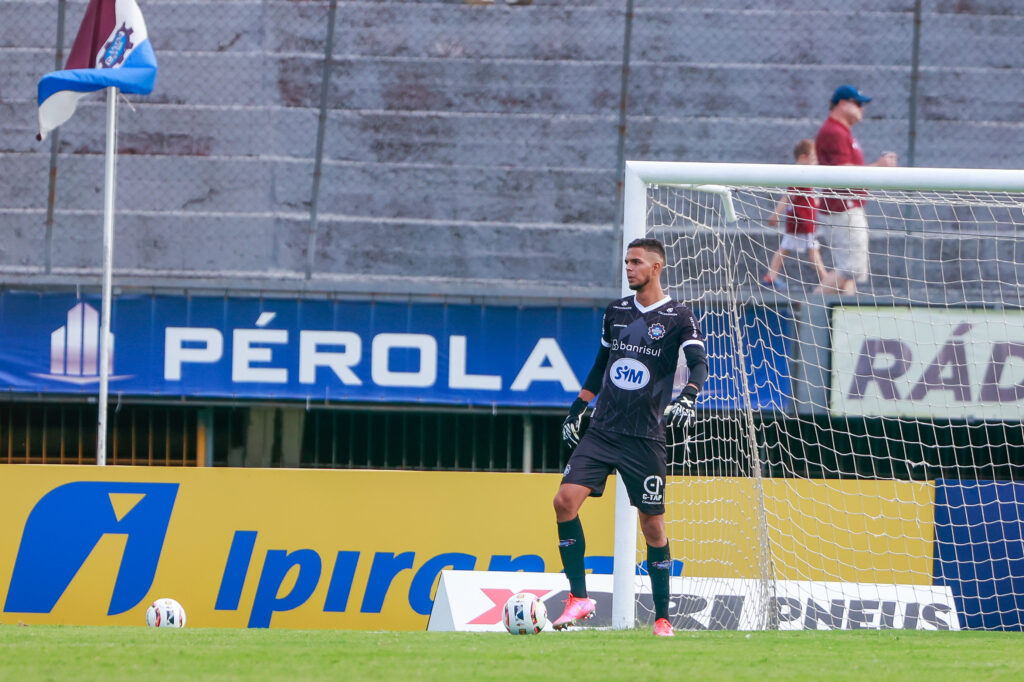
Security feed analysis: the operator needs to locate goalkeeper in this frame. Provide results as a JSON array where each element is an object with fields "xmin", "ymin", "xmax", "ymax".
[{"xmin": 551, "ymin": 237, "xmax": 708, "ymax": 638}]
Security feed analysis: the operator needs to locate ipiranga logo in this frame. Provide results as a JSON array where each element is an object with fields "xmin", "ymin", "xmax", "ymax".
[{"xmin": 3, "ymin": 481, "xmax": 178, "ymax": 616}]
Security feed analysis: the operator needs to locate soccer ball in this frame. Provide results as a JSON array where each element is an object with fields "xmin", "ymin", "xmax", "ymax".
[
  {"xmin": 145, "ymin": 598, "xmax": 187, "ymax": 628},
  {"xmin": 502, "ymin": 592, "xmax": 547, "ymax": 635}
]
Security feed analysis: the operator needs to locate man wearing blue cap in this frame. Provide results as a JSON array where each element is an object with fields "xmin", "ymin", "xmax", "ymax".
[{"xmin": 814, "ymin": 85, "xmax": 897, "ymax": 295}]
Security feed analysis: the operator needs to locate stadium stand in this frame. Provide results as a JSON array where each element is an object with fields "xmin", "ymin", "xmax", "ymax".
[{"xmin": 2, "ymin": 0, "xmax": 1023, "ymax": 301}]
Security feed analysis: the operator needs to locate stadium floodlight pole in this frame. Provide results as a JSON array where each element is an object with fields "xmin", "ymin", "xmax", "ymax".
[{"xmin": 96, "ymin": 85, "xmax": 119, "ymax": 466}]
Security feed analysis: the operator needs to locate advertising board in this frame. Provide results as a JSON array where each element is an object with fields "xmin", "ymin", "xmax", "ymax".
[
  {"xmin": 1, "ymin": 466, "xmax": 940, "ymax": 629},
  {"xmin": 0, "ymin": 293, "xmax": 793, "ymax": 411},
  {"xmin": 429, "ymin": 571, "xmax": 960, "ymax": 631},
  {"xmin": 0, "ymin": 293, "xmax": 598, "ymax": 407},
  {"xmin": 0, "ymin": 465, "xmax": 613, "ymax": 629},
  {"xmin": 831, "ymin": 306, "xmax": 1024, "ymax": 418},
  {"xmin": 934, "ymin": 479, "xmax": 1024, "ymax": 631}
]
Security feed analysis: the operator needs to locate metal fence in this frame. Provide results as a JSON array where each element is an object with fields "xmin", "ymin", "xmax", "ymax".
[
  {"xmin": 3, "ymin": 400, "xmax": 1020, "ymax": 481},
  {"xmin": 0, "ymin": 401, "xmax": 571, "ymax": 472},
  {"xmin": 2, "ymin": 0, "xmax": 1023, "ymax": 301},
  {"xmin": 0, "ymin": 402, "xmax": 201, "ymax": 465}
]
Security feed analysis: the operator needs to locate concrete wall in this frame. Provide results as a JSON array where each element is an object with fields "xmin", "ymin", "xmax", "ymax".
[{"xmin": 1, "ymin": 0, "xmax": 1023, "ymax": 302}]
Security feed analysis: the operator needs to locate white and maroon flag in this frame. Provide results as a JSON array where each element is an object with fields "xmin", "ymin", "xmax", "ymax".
[{"xmin": 36, "ymin": 0, "xmax": 157, "ymax": 141}]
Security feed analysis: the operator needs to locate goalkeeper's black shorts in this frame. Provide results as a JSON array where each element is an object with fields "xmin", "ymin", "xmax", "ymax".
[{"xmin": 560, "ymin": 426, "xmax": 666, "ymax": 515}]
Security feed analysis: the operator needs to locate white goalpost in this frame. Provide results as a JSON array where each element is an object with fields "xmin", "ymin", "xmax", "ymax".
[{"xmin": 612, "ymin": 161, "xmax": 1024, "ymax": 631}]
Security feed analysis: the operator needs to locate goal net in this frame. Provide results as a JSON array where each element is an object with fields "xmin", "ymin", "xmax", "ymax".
[{"xmin": 613, "ymin": 161, "xmax": 1024, "ymax": 631}]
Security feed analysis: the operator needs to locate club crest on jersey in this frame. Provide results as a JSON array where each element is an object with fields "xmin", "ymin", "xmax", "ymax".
[{"xmin": 648, "ymin": 323, "xmax": 666, "ymax": 340}]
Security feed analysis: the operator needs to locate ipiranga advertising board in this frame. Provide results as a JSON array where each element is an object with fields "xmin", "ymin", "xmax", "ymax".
[
  {"xmin": 831, "ymin": 306, "xmax": 1024, "ymax": 418},
  {"xmin": 1, "ymin": 466, "xmax": 936, "ymax": 630},
  {"xmin": 0, "ymin": 465, "xmax": 613, "ymax": 630}
]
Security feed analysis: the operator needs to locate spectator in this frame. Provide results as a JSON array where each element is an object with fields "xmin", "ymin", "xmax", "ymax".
[
  {"xmin": 761, "ymin": 138, "xmax": 832, "ymax": 292},
  {"xmin": 815, "ymin": 85, "xmax": 898, "ymax": 295}
]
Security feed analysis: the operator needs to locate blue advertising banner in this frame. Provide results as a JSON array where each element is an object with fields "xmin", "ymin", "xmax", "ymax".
[
  {"xmin": 0, "ymin": 292, "xmax": 792, "ymax": 410},
  {"xmin": 700, "ymin": 305, "xmax": 794, "ymax": 412},
  {"xmin": 934, "ymin": 479, "xmax": 1024, "ymax": 631}
]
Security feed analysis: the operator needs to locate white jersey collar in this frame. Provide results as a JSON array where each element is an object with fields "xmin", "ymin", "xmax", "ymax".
[{"xmin": 632, "ymin": 294, "xmax": 672, "ymax": 314}]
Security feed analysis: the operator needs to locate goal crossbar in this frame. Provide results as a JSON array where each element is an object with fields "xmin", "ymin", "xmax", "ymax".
[{"xmin": 625, "ymin": 161, "xmax": 1024, "ymax": 193}]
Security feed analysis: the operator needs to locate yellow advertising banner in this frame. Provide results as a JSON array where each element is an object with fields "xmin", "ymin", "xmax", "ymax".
[
  {"xmin": 664, "ymin": 477, "xmax": 935, "ymax": 584},
  {"xmin": 0, "ymin": 466, "xmax": 935, "ymax": 630},
  {"xmin": 0, "ymin": 465, "xmax": 613, "ymax": 630}
]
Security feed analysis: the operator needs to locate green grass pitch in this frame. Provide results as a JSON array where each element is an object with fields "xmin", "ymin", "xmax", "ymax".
[{"xmin": 1, "ymin": 625, "xmax": 1022, "ymax": 681}]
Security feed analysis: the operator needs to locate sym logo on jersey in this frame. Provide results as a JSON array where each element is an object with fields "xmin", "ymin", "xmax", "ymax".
[{"xmin": 609, "ymin": 358, "xmax": 649, "ymax": 390}]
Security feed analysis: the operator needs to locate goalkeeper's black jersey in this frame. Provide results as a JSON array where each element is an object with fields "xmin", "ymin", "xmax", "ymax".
[{"xmin": 589, "ymin": 295, "xmax": 704, "ymax": 442}]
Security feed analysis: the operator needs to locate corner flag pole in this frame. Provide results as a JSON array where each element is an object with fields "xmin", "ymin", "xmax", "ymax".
[
  {"xmin": 97, "ymin": 85, "xmax": 119, "ymax": 466},
  {"xmin": 36, "ymin": 0, "xmax": 158, "ymax": 466}
]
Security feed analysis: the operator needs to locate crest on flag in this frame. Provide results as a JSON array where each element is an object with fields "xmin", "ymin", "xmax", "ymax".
[
  {"xmin": 101, "ymin": 24, "xmax": 135, "ymax": 68},
  {"xmin": 36, "ymin": 0, "xmax": 157, "ymax": 141}
]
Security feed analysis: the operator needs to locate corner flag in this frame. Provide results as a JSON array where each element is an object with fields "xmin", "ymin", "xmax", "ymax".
[{"xmin": 37, "ymin": 0, "xmax": 157, "ymax": 141}]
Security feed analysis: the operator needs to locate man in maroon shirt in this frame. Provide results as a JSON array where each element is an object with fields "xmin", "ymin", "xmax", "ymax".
[{"xmin": 815, "ymin": 85, "xmax": 897, "ymax": 294}]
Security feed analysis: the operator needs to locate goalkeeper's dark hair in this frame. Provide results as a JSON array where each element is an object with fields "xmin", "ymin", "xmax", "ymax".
[{"xmin": 627, "ymin": 238, "xmax": 666, "ymax": 265}]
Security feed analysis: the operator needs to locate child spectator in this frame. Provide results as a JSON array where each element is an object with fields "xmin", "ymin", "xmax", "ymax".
[{"xmin": 761, "ymin": 139, "xmax": 832, "ymax": 291}]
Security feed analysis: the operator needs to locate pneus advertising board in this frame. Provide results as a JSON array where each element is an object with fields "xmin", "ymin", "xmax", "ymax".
[
  {"xmin": 430, "ymin": 571, "xmax": 959, "ymax": 632},
  {"xmin": 830, "ymin": 306, "xmax": 1024, "ymax": 418},
  {"xmin": 0, "ymin": 466, "xmax": 614, "ymax": 630}
]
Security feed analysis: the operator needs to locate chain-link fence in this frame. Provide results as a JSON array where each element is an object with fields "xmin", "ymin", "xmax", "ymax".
[{"xmin": 2, "ymin": 0, "xmax": 1022, "ymax": 300}]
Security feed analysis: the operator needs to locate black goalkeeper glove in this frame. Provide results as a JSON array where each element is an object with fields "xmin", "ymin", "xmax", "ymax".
[
  {"xmin": 664, "ymin": 387, "xmax": 698, "ymax": 430},
  {"xmin": 561, "ymin": 397, "xmax": 589, "ymax": 449}
]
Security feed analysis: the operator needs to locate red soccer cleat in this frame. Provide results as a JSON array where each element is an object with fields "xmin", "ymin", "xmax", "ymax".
[
  {"xmin": 653, "ymin": 618, "xmax": 674, "ymax": 637},
  {"xmin": 551, "ymin": 595, "xmax": 597, "ymax": 630}
]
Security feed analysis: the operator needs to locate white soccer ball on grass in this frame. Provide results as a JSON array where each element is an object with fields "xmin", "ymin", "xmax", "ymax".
[
  {"xmin": 145, "ymin": 598, "xmax": 187, "ymax": 628},
  {"xmin": 502, "ymin": 592, "xmax": 547, "ymax": 635}
]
